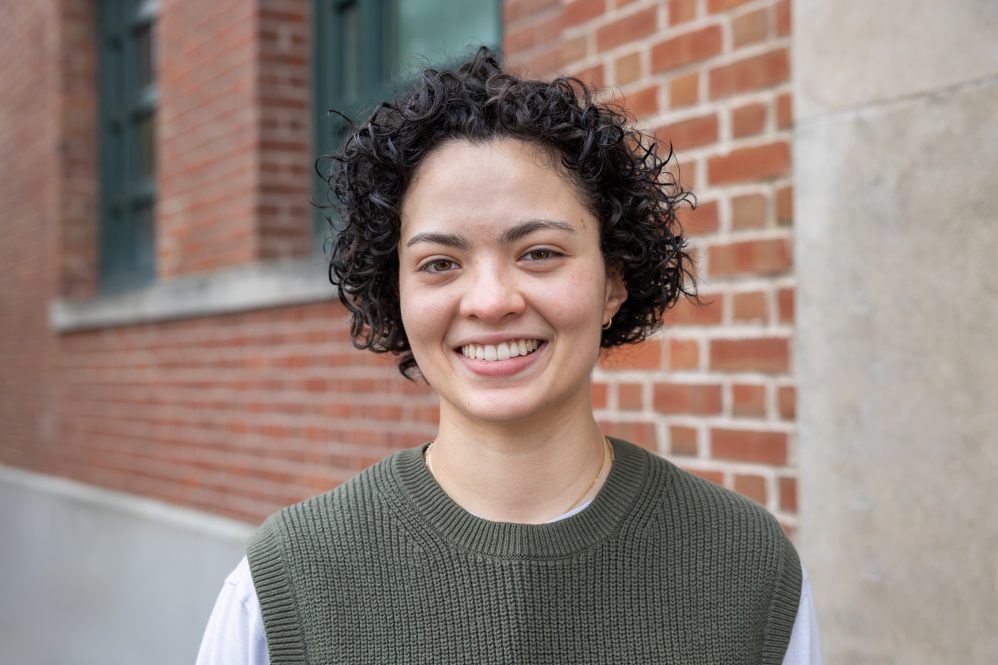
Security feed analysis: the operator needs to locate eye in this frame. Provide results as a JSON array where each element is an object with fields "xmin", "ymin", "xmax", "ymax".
[
  {"xmin": 521, "ymin": 248, "xmax": 563, "ymax": 262},
  {"xmin": 419, "ymin": 258, "xmax": 459, "ymax": 273}
]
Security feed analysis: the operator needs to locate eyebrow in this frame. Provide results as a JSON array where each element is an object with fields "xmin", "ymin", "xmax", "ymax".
[
  {"xmin": 404, "ymin": 231, "xmax": 470, "ymax": 250},
  {"xmin": 404, "ymin": 219, "xmax": 576, "ymax": 249},
  {"xmin": 498, "ymin": 219, "xmax": 577, "ymax": 245}
]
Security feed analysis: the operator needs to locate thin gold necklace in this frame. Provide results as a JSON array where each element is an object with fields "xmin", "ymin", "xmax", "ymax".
[{"xmin": 423, "ymin": 434, "xmax": 614, "ymax": 516}]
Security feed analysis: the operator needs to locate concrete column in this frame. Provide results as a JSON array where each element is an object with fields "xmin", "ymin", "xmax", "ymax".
[{"xmin": 794, "ymin": 2, "xmax": 998, "ymax": 662}]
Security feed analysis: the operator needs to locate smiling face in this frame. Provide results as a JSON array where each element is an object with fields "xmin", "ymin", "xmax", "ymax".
[{"xmin": 398, "ymin": 138, "xmax": 627, "ymax": 428}]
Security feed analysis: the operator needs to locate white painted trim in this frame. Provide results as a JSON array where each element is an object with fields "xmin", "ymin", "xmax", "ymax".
[
  {"xmin": 49, "ymin": 258, "xmax": 335, "ymax": 332},
  {"xmin": 0, "ymin": 464, "xmax": 254, "ymax": 540}
]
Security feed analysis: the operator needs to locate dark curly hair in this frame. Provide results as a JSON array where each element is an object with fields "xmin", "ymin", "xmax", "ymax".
[{"xmin": 322, "ymin": 46, "xmax": 697, "ymax": 379}]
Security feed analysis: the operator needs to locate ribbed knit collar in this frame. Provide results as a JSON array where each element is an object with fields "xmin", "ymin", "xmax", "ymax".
[{"xmin": 389, "ymin": 437, "xmax": 650, "ymax": 559}]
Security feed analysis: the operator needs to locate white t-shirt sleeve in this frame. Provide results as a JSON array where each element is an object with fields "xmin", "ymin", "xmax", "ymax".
[
  {"xmin": 195, "ymin": 556, "xmax": 270, "ymax": 665},
  {"xmin": 781, "ymin": 566, "xmax": 823, "ymax": 665},
  {"xmin": 196, "ymin": 558, "xmax": 820, "ymax": 665}
]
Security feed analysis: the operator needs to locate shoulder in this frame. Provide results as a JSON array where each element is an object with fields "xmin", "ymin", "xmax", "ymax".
[
  {"xmin": 647, "ymin": 451, "xmax": 790, "ymax": 544},
  {"xmin": 247, "ymin": 449, "xmax": 405, "ymax": 559},
  {"xmin": 638, "ymin": 448, "xmax": 801, "ymax": 588}
]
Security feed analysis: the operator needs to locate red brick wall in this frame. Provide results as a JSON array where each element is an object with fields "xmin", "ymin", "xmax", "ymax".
[
  {"xmin": 1, "ymin": 0, "xmax": 797, "ymax": 529},
  {"xmin": 0, "ymin": 0, "xmax": 60, "ymax": 471},
  {"xmin": 47, "ymin": 303, "xmax": 437, "ymax": 522},
  {"xmin": 506, "ymin": 0, "xmax": 797, "ymax": 529}
]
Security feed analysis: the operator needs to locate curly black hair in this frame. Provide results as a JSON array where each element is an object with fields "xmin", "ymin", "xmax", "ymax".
[{"xmin": 322, "ymin": 46, "xmax": 697, "ymax": 380}]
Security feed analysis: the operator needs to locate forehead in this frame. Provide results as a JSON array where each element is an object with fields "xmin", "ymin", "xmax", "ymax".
[{"xmin": 398, "ymin": 138, "xmax": 594, "ymax": 240}]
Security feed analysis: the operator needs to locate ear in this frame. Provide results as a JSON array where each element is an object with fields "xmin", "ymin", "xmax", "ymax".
[{"xmin": 602, "ymin": 270, "xmax": 628, "ymax": 325}]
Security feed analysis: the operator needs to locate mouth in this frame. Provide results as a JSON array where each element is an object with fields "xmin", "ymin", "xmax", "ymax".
[{"xmin": 457, "ymin": 338, "xmax": 543, "ymax": 362}]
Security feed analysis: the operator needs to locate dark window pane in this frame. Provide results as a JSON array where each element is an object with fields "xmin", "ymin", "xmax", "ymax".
[
  {"xmin": 136, "ymin": 23, "xmax": 155, "ymax": 89},
  {"xmin": 98, "ymin": 0, "xmax": 157, "ymax": 291},
  {"xmin": 137, "ymin": 111, "xmax": 155, "ymax": 180},
  {"xmin": 134, "ymin": 203, "xmax": 155, "ymax": 272},
  {"xmin": 395, "ymin": 0, "xmax": 500, "ymax": 77},
  {"xmin": 339, "ymin": 3, "xmax": 360, "ymax": 100}
]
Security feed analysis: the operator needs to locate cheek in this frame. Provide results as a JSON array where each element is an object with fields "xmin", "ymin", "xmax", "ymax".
[{"xmin": 399, "ymin": 284, "xmax": 450, "ymax": 346}]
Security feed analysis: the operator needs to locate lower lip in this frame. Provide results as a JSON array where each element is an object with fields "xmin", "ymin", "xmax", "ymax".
[{"xmin": 455, "ymin": 343, "xmax": 546, "ymax": 377}]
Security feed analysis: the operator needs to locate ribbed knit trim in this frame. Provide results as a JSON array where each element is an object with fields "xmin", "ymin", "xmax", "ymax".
[
  {"xmin": 761, "ymin": 535, "xmax": 803, "ymax": 665},
  {"xmin": 245, "ymin": 518, "xmax": 308, "ymax": 665},
  {"xmin": 386, "ymin": 436, "xmax": 650, "ymax": 559}
]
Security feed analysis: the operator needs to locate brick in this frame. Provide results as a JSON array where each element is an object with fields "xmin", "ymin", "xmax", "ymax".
[
  {"xmin": 651, "ymin": 25, "xmax": 722, "ymax": 73},
  {"xmin": 601, "ymin": 339, "xmax": 662, "ymax": 369},
  {"xmin": 564, "ymin": 0, "xmax": 606, "ymax": 28},
  {"xmin": 776, "ymin": 185, "xmax": 793, "ymax": 225},
  {"xmin": 732, "ymin": 291, "xmax": 768, "ymax": 323},
  {"xmin": 571, "ymin": 63, "xmax": 606, "ymax": 87},
  {"xmin": 707, "ymin": 238, "xmax": 792, "ymax": 276},
  {"xmin": 618, "ymin": 382, "xmax": 644, "ymax": 410},
  {"xmin": 653, "ymin": 382, "xmax": 723, "ymax": 415},
  {"xmin": 777, "ymin": 287, "xmax": 795, "ymax": 323},
  {"xmin": 601, "ymin": 420, "xmax": 658, "ymax": 451},
  {"xmin": 664, "ymin": 293, "xmax": 724, "ymax": 326},
  {"xmin": 709, "ymin": 49, "xmax": 790, "ymax": 100},
  {"xmin": 505, "ymin": 12, "xmax": 562, "ymax": 54},
  {"xmin": 597, "ymin": 6, "xmax": 658, "ymax": 51},
  {"xmin": 668, "ymin": 0, "xmax": 697, "ymax": 25},
  {"xmin": 710, "ymin": 337, "xmax": 790, "ymax": 374},
  {"xmin": 682, "ymin": 467, "xmax": 724, "ymax": 485},
  {"xmin": 732, "ymin": 102, "xmax": 767, "ymax": 138},
  {"xmin": 732, "ymin": 383, "xmax": 766, "ymax": 417},
  {"xmin": 560, "ymin": 35, "xmax": 588, "ymax": 67},
  {"xmin": 667, "ymin": 158, "xmax": 697, "ymax": 190},
  {"xmin": 667, "ymin": 338, "xmax": 700, "ymax": 370},
  {"xmin": 592, "ymin": 381, "xmax": 609, "ymax": 409},
  {"xmin": 779, "ymin": 476, "xmax": 797, "ymax": 512},
  {"xmin": 731, "ymin": 193, "xmax": 767, "ymax": 230},
  {"xmin": 777, "ymin": 385, "xmax": 796, "ymax": 420},
  {"xmin": 618, "ymin": 84, "xmax": 658, "ymax": 118},
  {"xmin": 614, "ymin": 51, "xmax": 642, "ymax": 85},
  {"xmin": 734, "ymin": 474, "xmax": 767, "ymax": 504},
  {"xmin": 677, "ymin": 199, "xmax": 719, "ymax": 236},
  {"xmin": 656, "ymin": 113, "xmax": 718, "ymax": 150},
  {"xmin": 669, "ymin": 72, "xmax": 699, "ymax": 108},
  {"xmin": 504, "ymin": 0, "xmax": 561, "ymax": 25},
  {"xmin": 732, "ymin": 8, "xmax": 769, "ymax": 47},
  {"xmin": 776, "ymin": 93, "xmax": 793, "ymax": 129},
  {"xmin": 775, "ymin": 0, "xmax": 791, "ymax": 36},
  {"xmin": 707, "ymin": 142, "xmax": 790, "ymax": 185},
  {"xmin": 711, "ymin": 428, "xmax": 787, "ymax": 464},
  {"xmin": 707, "ymin": 0, "xmax": 754, "ymax": 13},
  {"xmin": 670, "ymin": 425, "xmax": 699, "ymax": 456}
]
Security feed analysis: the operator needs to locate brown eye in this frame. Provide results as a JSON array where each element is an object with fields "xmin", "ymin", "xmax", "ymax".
[
  {"xmin": 421, "ymin": 258, "xmax": 457, "ymax": 273},
  {"xmin": 523, "ymin": 248, "xmax": 561, "ymax": 261}
]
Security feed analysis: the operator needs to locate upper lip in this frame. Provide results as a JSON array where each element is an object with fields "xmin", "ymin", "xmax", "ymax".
[{"xmin": 451, "ymin": 333, "xmax": 546, "ymax": 349}]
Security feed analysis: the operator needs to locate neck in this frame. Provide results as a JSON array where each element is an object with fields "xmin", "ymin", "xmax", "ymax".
[{"xmin": 428, "ymin": 395, "xmax": 610, "ymax": 524}]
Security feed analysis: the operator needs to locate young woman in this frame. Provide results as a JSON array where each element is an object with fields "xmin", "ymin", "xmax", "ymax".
[{"xmin": 197, "ymin": 48, "xmax": 820, "ymax": 664}]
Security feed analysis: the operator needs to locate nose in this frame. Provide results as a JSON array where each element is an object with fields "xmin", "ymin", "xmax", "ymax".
[{"xmin": 458, "ymin": 259, "xmax": 526, "ymax": 323}]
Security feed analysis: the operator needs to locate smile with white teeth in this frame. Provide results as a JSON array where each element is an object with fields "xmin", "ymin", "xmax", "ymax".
[{"xmin": 459, "ymin": 339, "xmax": 541, "ymax": 361}]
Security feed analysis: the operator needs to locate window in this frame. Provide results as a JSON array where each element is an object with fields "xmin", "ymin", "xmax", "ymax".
[
  {"xmin": 97, "ymin": 0, "xmax": 158, "ymax": 292},
  {"xmin": 312, "ymin": 0, "xmax": 501, "ymax": 240}
]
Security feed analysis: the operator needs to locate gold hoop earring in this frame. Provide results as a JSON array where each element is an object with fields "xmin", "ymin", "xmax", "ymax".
[{"xmin": 602, "ymin": 316, "xmax": 613, "ymax": 330}]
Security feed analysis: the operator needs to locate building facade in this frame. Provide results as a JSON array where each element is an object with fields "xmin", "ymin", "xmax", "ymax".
[{"xmin": 1, "ymin": 1, "xmax": 995, "ymax": 663}]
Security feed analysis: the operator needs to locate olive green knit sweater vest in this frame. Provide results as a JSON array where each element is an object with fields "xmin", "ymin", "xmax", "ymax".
[{"xmin": 247, "ymin": 438, "xmax": 802, "ymax": 664}]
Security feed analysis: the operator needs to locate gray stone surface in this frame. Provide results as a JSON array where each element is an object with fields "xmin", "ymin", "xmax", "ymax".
[
  {"xmin": 50, "ymin": 257, "xmax": 334, "ymax": 332},
  {"xmin": 0, "ymin": 466, "xmax": 253, "ymax": 665},
  {"xmin": 795, "ymin": 0, "xmax": 998, "ymax": 119},
  {"xmin": 795, "ymin": 69, "xmax": 998, "ymax": 663}
]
